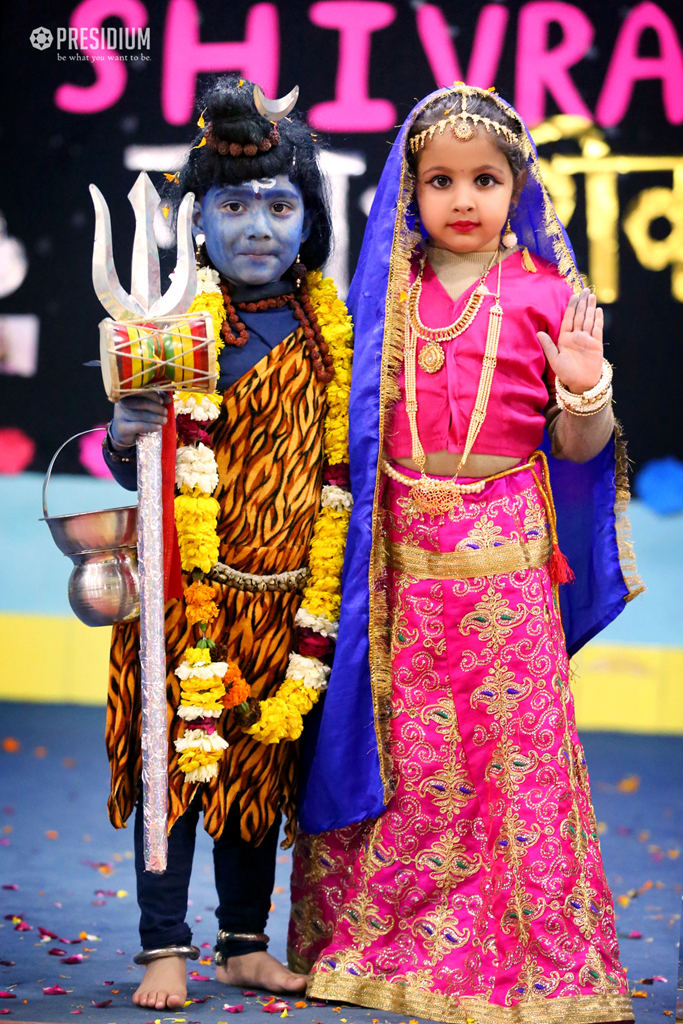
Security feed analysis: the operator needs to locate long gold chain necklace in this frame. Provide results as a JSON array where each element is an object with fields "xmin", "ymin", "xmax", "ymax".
[
  {"xmin": 410, "ymin": 249, "xmax": 498, "ymax": 373},
  {"xmin": 403, "ymin": 250, "xmax": 504, "ymax": 515}
]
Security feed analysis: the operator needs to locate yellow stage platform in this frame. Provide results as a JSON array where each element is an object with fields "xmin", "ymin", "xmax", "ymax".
[{"xmin": 0, "ymin": 612, "xmax": 681, "ymax": 734}]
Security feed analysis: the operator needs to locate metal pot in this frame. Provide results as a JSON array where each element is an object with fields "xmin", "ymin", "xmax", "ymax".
[{"xmin": 40, "ymin": 430, "xmax": 140, "ymax": 627}]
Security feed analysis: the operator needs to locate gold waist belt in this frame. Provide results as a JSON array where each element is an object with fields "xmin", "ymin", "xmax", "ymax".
[
  {"xmin": 208, "ymin": 562, "xmax": 309, "ymax": 593},
  {"xmin": 385, "ymin": 535, "xmax": 551, "ymax": 581}
]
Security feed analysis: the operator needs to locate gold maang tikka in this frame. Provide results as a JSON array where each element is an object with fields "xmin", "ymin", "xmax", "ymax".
[{"xmin": 408, "ymin": 89, "xmax": 520, "ymax": 154}]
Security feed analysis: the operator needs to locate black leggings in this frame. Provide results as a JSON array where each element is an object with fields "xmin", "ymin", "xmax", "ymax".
[{"xmin": 134, "ymin": 792, "xmax": 281, "ymax": 959}]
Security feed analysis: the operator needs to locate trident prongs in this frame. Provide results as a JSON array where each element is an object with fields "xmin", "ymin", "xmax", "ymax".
[
  {"xmin": 253, "ymin": 84, "xmax": 299, "ymax": 122},
  {"xmin": 90, "ymin": 183, "xmax": 145, "ymax": 319},
  {"xmin": 149, "ymin": 192, "xmax": 197, "ymax": 317},
  {"xmin": 128, "ymin": 172, "xmax": 162, "ymax": 313},
  {"xmin": 90, "ymin": 171, "xmax": 198, "ymax": 320}
]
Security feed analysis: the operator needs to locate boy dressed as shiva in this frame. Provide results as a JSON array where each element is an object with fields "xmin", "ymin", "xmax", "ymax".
[{"xmin": 102, "ymin": 76, "xmax": 353, "ymax": 1010}]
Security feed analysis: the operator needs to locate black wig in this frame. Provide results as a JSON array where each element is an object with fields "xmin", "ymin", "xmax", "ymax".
[{"xmin": 178, "ymin": 75, "xmax": 332, "ymax": 272}]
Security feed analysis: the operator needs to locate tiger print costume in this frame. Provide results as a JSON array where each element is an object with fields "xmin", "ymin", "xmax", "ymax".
[{"xmin": 106, "ymin": 327, "xmax": 326, "ymax": 846}]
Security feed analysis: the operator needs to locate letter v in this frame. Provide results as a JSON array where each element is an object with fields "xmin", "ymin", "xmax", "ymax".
[{"xmin": 416, "ymin": 4, "xmax": 509, "ymax": 90}]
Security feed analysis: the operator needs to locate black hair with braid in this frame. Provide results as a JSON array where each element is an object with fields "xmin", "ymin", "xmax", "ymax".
[{"xmin": 178, "ymin": 74, "xmax": 332, "ymax": 272}]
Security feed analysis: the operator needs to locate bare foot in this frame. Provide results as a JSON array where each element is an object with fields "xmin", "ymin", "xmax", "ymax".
[
  {"xmin": 132, "ymin": 955, "xmax": 187, "ymax": 1009},
  {"xmin": 216, "ymin": 951, "xmax": 307, "ymax": 994}
]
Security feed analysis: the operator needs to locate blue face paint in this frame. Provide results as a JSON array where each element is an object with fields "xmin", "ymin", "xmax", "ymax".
[{"xmin": 195, "ymin": 174, "xmax": 309, "ymax": 287}]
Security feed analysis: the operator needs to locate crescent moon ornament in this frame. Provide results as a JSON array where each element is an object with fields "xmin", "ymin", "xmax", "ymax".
[{"xmin": 252, "ymin": 84, "xmax": 299, "ymax": 122}]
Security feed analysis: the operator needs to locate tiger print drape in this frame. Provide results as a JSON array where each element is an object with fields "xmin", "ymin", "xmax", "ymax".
[{"xmin": 106, "ymin": 328, "xmax": 327, "ymax": 846}]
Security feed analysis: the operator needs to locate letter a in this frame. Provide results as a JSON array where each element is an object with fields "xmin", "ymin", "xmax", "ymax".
[{"xmin": 596, "ymin": 1, "xmax": 683, "ymax": 127}]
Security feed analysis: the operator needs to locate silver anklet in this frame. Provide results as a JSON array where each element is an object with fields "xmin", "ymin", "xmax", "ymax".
[
  {"xmin": 214, "ymin": 931, "xmax": 269, "ymax": 965},
  {"xmin": 133, "ymin": 945, "xmax": 201, "ymax": 966}
]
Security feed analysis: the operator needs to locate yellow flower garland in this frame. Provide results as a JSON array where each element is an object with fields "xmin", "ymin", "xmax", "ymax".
[
  {"xmin": 175, "ymin": 269, "xmax": 353, "ymax": 754},
  {"xmin": 244, "ymin": 272, "xmax": 353, "ymax": 744}
]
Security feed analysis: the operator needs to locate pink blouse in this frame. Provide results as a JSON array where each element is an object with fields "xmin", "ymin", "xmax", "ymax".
[{"xmin": 385, "ymin": 249, "xmax": 574, "ymax": 461}]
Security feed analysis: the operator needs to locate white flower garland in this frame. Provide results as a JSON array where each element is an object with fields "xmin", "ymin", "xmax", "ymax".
[
  {"xmin": 284, "ymin": 653, "xmax": 331, "ymax": 691},
  {"xmin": 176, "ymin": 442, "xmax": 220, "ymax": 493},
  {"xmin": 174, "ymin": 394, "xmax": 221, "ymax": 422},
  {"xmin": 321, "ymin": 484, "xmax": 354, "ymax": 512}
]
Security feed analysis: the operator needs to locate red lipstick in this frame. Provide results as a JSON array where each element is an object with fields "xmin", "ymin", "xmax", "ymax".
[{"xmin": 449, "ymin": 220, "xmax": 479, "ymax": 232}]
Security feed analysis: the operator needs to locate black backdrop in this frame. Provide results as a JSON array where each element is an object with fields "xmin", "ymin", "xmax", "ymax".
[{"xmin": 1, "ymin": 0, "xmax": 682, "ymax": 474}]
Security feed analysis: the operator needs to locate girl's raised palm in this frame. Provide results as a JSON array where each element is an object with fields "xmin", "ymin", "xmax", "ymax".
[{"xmin": 537, "ymin": 287, "xmax": 604, "ymax": 395}]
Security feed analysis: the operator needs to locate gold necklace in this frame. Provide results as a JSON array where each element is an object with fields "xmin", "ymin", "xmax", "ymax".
[
  {"xmin": 403, "ymin": 251, "xmax": 504, "ymax": 515},
  {"xmin": 410, "ymin": 249, "xmax": 498, "ymax": 374}
]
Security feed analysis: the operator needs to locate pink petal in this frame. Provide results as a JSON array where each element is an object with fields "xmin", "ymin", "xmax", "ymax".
[
  {"xmin": 200, "ymin": 942, "xmax": 211, "ymax": 949},
  {"xmin": 0, "ymin": 1009, "xmax": 11, "ymax": 1014},
  {"xmin": 14, "ymin": 923, "xmax": 32, "ymax": 931},
  {"xmin": 91, "ymin": 1000, "xmax": 112, "ymax": 1008},
  {"xmin": 0, "ymin": 994, "xmax": 16, "ymax": 999},
  {"xmin": 38, "ymin": 928, "xmax": 58, "ymax": 938},
  {"xmin": 103, "ymin": 981, "xmax": 113, "ymax": 985},
  {"xmin": 653, "ymin": 975, "xmax": 668, "ymax": 982},
  {"xmin": 1, "ymin": 886, "xmax": 17, "ymax": 891},
  {"xmin": 227, "ymin": 1007, "xmax": 244, "ymax": 1014},
  {"xmin": 241, "ymin": 990, "xmax": 257, "ymax": 996},
  {"xmin": 48, "ymin": 949, "xmax": 67, "ymax": 956},
  {"xmin": 188, "ymin": 973, "xmax": 210, "ymax": 981},
  {"xmin": 44, "ymin": 985, "xmax": 67, "ymax": 995},
  {"xmin": 628, "ymin": 930, "xmax": 643, "ymax": 939},
  {"xmin": 60, "ymin": 956, "xmax": 83, "ymax": 964},
  {"xmin": 72, "ymin": 1010, "xmax": 83, "ymax": 1014},
  {"xmin": 191, "ymin": 997, "xmax": 210, "ymax": 1004}
]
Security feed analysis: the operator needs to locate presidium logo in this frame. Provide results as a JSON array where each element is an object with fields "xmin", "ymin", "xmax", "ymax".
[
  {"xmin": 29, "ymin": 25, "xmax": 150, "ymax": 54},
  {"xmin": 29, "ymin": 27, "xmax": 53, "ymax": 50}
]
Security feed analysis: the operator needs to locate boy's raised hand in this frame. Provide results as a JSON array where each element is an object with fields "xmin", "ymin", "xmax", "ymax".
[
  {"xmin": 537, "ymin": 287, "xmax": 604, "ymax": 395},
  {"xmin": 109, "ymin": 392, "xmax": 171, "ymax": 449}
]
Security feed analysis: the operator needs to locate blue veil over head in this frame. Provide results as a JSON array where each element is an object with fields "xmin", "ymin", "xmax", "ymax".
[{"xmin": 298, "ymin": 85, "xmax": 642, "ymax": 835}]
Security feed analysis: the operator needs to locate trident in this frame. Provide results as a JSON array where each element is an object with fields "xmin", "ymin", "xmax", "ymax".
[{"xmin": 90, "ymin": 172, "xmax": 197, "ymax": 873}]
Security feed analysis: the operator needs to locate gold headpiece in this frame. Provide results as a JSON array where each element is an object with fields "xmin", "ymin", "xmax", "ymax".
[{"xmin": 408, "ymin": 88, "xmax": 520, "ymax": 153}]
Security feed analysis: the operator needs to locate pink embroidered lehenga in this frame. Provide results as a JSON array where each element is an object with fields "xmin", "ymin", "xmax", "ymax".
[{"xmin": 287, "ymin": 86, "xmax": 639, "ymax": 1024}]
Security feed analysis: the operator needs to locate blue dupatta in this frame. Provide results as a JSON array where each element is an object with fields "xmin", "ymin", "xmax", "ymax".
[{"xmin": 298, "ymin": 87, "xmax": 642, "ymax": 834}]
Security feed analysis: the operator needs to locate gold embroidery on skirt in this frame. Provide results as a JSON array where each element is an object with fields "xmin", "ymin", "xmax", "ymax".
[
  {"xmin": 307, "ymin": 973, "xmax": 634, "ymax": 1024},
  {"xmin": 385, "ymin": 534, "xmax": 551, "ymax": 581}
]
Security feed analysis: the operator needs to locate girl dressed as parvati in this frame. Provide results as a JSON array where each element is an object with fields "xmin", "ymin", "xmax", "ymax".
[{"xmin": 288, "ymin": 85, "xmax": 642, "ymax": 1024}]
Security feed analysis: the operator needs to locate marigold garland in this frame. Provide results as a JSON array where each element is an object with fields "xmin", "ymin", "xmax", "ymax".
[
  {"xmin": 244, "ymin": 272, "xmax": 354, "ymax": 744},
  {"xmin": 173, "ymin": 268, "xmax": 353, "ymax": 763},
  {"xmin": 184, "ymin": 581, "xmax": 219, "ymax": 627},
  {"xmin": 172, "ymin": 337, "xmax": 246, "ymax": 778},
  {"xmin": 187, "ymin": 267, "xmax": 227, "ymax": 352}
]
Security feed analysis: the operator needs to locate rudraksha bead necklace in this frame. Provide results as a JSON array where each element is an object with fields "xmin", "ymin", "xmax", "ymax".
[{"xmin": 217, "ymin": 264, "xmax": 334, "ymax": 383}]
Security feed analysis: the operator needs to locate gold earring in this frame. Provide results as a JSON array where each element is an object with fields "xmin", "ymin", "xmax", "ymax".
[{"xmin": 501, "ymin": 219, "xmax": 517, "ymax": 249}]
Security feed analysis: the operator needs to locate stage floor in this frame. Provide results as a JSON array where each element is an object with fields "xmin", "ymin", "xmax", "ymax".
[{"xmin": 0, "ymin": 703, "xmax": 680, "ymax": 1023}]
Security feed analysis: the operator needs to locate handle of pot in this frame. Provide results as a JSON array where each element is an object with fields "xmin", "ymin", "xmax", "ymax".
[{"xmin": 42, "ymin": 428, "xmax": 108, "ymax": 519}]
